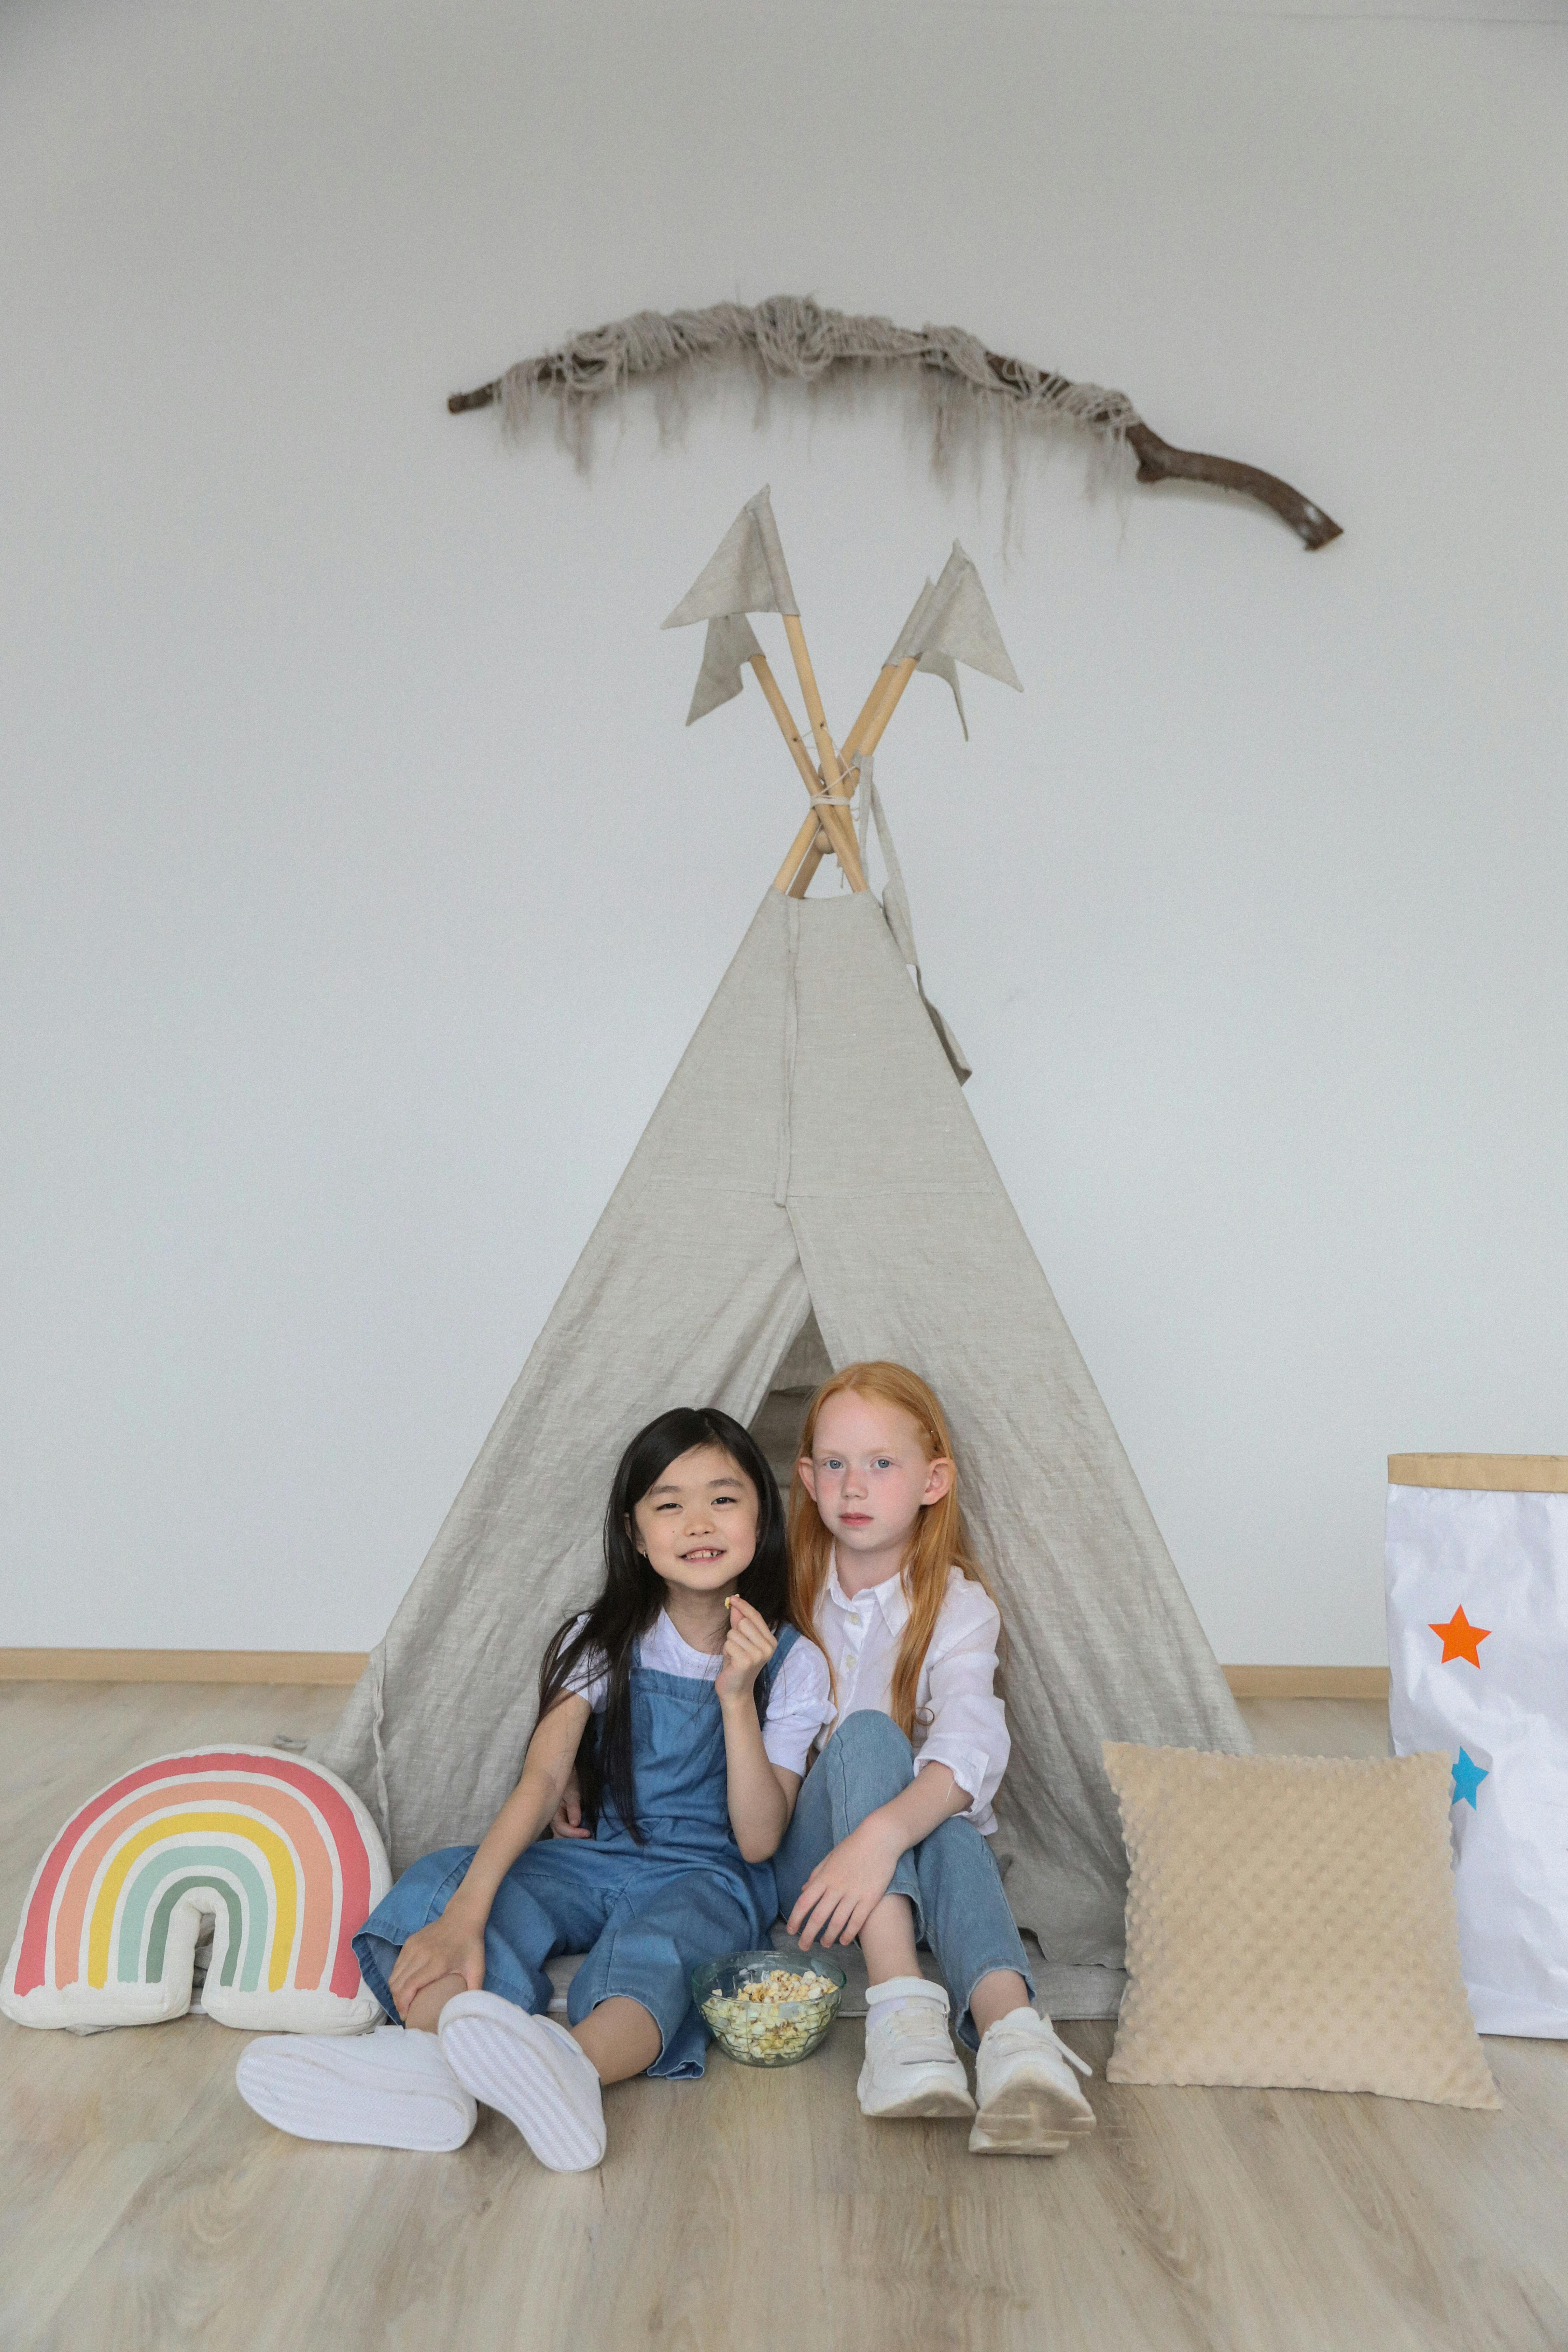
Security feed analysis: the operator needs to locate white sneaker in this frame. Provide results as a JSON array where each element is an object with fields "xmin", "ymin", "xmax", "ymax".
[
  {"xmin": 857, "ymin": 1978, "xmax": 976, "ymax": 2121},
  {"xmin": 235, "ymin": 2023, "xmax": 477, "ymax": 2151},
  {"xmin": 438, "ymin": 1990, "xmax": 606, "ymax": 2172},
  {"xmin": 969, "ymin": 2008, "xmax": 1096, "ymax": 2155}
]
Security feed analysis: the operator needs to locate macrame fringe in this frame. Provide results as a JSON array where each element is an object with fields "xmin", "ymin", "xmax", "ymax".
[{"xmin": 493, "ymin": 296, "xmax": 1140, "ymax": 536}]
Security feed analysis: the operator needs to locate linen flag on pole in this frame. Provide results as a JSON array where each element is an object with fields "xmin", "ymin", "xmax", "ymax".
[
  {"xmin": 878, "ymin": 544, "xmax": 1024, "ymax": 742},
  {"xmin": 1386, "ymin": 1453, "xmax": 1568, "ymax": 2037},
  {"xmin": 662, "ymin": 486, "xmax": 799, "ymax": 628},
  {"xmin": 685, "ymin": 613, "xmax": 765, "ymax": 725},
  {"xmin": 882, "ymin": 578, "xmax": 968, "ymax": 738},
  {"xmin": 890, "ymin": 539, "xmax": 1023, "ymax": 693}
]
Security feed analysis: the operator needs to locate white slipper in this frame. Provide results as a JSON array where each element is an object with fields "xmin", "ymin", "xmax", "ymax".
[
  {"xmin": 438, "ymin": 1990, "xmax": 606, "ymax": 2172},
  {"xmin": 235, "ymin": 2024, "xmax": 477, "ymax": 2152}
]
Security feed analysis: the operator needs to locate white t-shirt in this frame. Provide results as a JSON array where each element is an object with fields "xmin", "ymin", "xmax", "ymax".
[
  {"xmin": 562, "ymin": 1609, "xmax": 835, "ymax": 1779},
  {"xmin": 812, "ymin": 1558, "xmax": 1010, "ymax": 1834}
]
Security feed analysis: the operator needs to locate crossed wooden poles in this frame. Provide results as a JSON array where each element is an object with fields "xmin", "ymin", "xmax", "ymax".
[{"xmin": 663, "ymin": 489, "xmax": 1020, "ymax": 899}]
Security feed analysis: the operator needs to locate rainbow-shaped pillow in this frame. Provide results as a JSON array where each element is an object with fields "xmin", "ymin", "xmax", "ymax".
[{"xmin": 1, "ymin": 1746, "xmax": 391, "ymax": 2034}]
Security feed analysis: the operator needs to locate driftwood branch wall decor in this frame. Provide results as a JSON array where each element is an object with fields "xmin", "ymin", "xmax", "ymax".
[{"xmin": 449, "ymin": 296, "xmax": 1341, "ymax": 551}]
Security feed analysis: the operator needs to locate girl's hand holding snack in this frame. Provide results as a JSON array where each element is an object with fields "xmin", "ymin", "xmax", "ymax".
[
  {"xmin": 387, "ymin": 1909, "xmax": 487, "ymax": 2019},
  {"xmin": 714, "ymin": 1593, "xmax": 777, "ymax": 1704}
]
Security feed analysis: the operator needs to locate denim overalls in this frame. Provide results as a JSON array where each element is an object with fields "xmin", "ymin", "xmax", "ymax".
[{"xmin": 354, "ymin": 1628, "xmax": 799, "ymax": 2079}]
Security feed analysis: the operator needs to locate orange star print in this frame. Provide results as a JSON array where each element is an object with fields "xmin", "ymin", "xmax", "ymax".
[{"xmin": 1429, "ymin": 1605, "xmax": 1490, "ymax": 1667}]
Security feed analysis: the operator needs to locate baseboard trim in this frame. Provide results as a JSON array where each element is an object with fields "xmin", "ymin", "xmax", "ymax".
[
  {"xmin": 0, "ymin": 1650, "xmax": 1389, "ymax": 1699},
  {"xmin": 1224, "ymin": 1665, "xmax": 1390, "ymax": 1700},
  {"xmin": 0, "ymin": 1649, "xmax": 369, "ymax": 1686}
]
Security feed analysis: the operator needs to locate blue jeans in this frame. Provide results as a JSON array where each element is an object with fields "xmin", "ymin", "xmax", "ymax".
[
  {"xmin": 772, "ymin": 1712, "xmax": 1035, "ymax": 2051},
  {"xmin": 353, "ymin": 1837, "xmax": 763, "ymax": 2081}
]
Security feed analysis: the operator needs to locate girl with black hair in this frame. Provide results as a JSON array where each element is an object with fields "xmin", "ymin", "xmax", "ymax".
[{"xmin": 235, "ymin": 1408, "xmax": 833, "ymax": 2172}]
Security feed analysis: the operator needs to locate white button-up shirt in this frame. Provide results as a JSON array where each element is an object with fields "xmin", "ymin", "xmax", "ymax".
[
  {"xmin": 813, "ymin": 1558, "xmax": 1010, "ymax": 1834},
  {"xmin": 563, "ymin": 1610, "xmax": 834, "ymax": 1778}
]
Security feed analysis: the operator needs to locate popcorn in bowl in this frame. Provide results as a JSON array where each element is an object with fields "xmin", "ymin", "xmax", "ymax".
[{"xmin": 692, "ymin": 1950, "xmax": 846, "ymax": 2067}]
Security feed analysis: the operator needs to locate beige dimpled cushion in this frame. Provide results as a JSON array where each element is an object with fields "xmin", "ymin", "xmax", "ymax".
[{"xmin": 1102, "ymin": 1744, "xmax": 1500, "ymax": 2108}]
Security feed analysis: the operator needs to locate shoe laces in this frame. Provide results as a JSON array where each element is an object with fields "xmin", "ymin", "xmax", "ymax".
[
  {"xmin": 877, "ymin": 2001, "xmax": 952, "ymax": 2054},
  {"xmin": 990, "ymin": 2017, "xmax": 1093, "ymax": 2077}
]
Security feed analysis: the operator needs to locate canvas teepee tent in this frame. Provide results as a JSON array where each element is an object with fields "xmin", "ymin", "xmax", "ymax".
[{"xmin": 316, "ymin": 493, "xmax": 1249, "ymax": 1985}]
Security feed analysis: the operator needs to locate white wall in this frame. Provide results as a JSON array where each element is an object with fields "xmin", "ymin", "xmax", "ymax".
[{"xmin": 3, "ymin": 0, "xmax": 1564, "ymax": 1664}]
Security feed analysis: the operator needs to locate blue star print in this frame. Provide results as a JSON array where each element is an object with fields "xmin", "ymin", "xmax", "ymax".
[{"xmin": 1451, "ymin": 1749, "xmax": 1489, "ymax": 1810}]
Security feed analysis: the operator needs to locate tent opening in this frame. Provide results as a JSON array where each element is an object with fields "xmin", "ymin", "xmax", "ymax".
[{"xmin": 748, "ymin": 1307, "xmax": 833, "ymax": 1493}]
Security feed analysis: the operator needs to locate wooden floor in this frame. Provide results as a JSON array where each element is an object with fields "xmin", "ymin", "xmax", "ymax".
[{"xmin": 2, "ymin": 1684, "xmax": 1565, "ymax": 2352}]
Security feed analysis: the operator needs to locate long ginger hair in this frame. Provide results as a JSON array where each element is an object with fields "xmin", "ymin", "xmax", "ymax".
[{"xmin": 788, "ymin": 1362, "xmax": 995, "ymax": 1740}]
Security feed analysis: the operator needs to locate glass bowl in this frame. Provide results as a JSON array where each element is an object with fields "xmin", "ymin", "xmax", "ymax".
[{"xmin": 692, "ymin": 1949, "xmax": 846, "ymax": 2068}]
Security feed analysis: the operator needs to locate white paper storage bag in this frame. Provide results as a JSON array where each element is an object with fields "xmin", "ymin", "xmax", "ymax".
[{"xmin": 1386, "ymin": 1455, "xmax": 1568, "ymax": 2038}]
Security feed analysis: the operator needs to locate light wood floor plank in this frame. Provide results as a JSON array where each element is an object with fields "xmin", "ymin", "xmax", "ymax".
[
  {"xmin": 2, "ymin": 1685, "xmax": 1564, "ymax": 2352},
  {"xmin": 0, "ymin": 2140, "xmax": 164, "ymax": 2345}
]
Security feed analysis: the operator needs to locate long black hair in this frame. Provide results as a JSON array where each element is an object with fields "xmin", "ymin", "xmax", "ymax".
[{"xmin": 537, "ymin": 1406, "xmax": 791, "ymax": 1842}]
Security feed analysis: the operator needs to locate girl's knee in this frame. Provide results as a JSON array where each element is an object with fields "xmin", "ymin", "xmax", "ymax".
[
  {"xmin": 830, "ymin": 1712, "xmax": 914, "ymax": 1770},
  {"xmin": 923, "ymin": 1813, "xmax": 985, "ymax": 1860},
  {"xmin": 393, "ymin": 1844, "xmax": 478, "ymax": 1921},
  {"xmin": 912, "ymin": 1813, "xmax": 1003, "ymax": 1905}
]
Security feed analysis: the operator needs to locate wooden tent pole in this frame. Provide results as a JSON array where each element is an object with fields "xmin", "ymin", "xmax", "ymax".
[
  {"xmin": 748, "ymin": 654, "xmax": 827, "ymax": 799},
  {"xmin": 780, "ymin": 656, "xmax": 920, "ymax": 897},
  {"xmin": 749, "ymin": 653, "xmax": 867, "ymax": 892},
  {"xmin": 771, "ymin": 662, "xmax": 905, "ymax": 892},
  {"xmin": 847, "ymin": 667, "xmax": 904, "ymax": 755},
  {"xmin": 775, "ymin": 662, "xmax": 904, "ymax": 895},
  {"xmin": 779, "ymin": 615, "xmax": 868, "ymax": 892},
  {"xmin": 745, "ymin": 646, "xmax": 860, "ymax": 890}
]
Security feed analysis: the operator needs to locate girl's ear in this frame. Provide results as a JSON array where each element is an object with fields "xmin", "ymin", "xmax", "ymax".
[
  {"xmin": 624, "ymin": 1508, "xmax": 645, "ymax": 1559},
  {"xmin": 922, "ymin": 1456, "xmax": 955, "ymax": 1508},
  {"xmin": 797, "ymin": 1455, "xmax": 819, "ymax": 1502}
]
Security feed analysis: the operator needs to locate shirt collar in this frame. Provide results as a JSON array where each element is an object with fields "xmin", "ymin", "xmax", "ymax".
[{"xmin": 827, "ymin": 1554, "xmax": 910, "ymax": 1634}]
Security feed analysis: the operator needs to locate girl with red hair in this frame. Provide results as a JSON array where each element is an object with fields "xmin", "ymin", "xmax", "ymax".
[{"xmin": 779, "ymin": 1361, "xmax": 1095, "ymax": 2157}]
